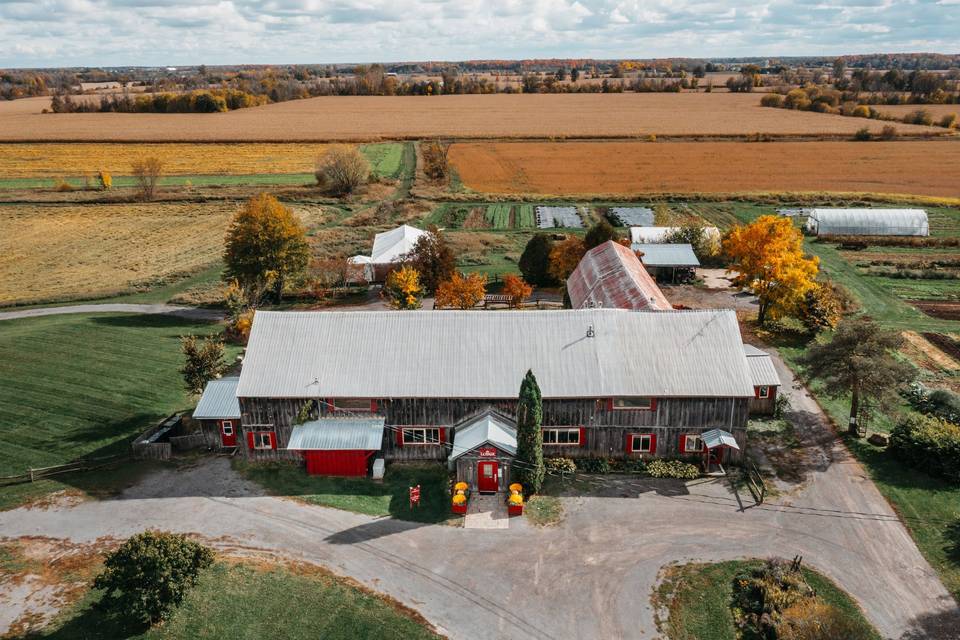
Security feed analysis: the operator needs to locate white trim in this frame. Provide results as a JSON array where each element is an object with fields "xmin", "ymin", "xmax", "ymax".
[
  {"xmin": 542, "ymin": 427, "xmax": 581, "ymax": 446},
  {"xmin": 630, "ymin": 433, "xmax": 653, "ymax": 453},
  {"xmin": 684, "ymin": 434, "xmax": 704, "ymax": 453},
  {"xmin": 757, "ymin": 385, "xmax": 770, "ymax": 399},
  {"xmin": 253, "ymin": 432, "xmax": 273, "ymax": 450},
  {"xmin": 402, "ymin": 427, "xmax": 442, "ymax": 446},
  {"xmin": 221, "ymin": 420, "xmax": 234, "ymax": 436}
]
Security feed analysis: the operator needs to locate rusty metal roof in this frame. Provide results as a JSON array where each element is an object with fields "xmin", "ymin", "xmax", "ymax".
[{"xmin": 566, "ymin": 241, "xmax": 671, "ymax": 311}]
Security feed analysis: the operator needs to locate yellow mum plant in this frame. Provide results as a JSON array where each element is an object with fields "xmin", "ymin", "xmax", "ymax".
[{"xmin": 452, "ymin": 494, "xmax": 467, "ymax": 505}]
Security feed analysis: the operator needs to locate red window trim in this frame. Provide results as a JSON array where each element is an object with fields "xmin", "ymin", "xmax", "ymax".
[
  {"xmin": 249, "ymin": 430, "xmax": 276, "ymax": 450},
  {"xmin": 542, "ymin": 427, "xmax": 583, "ymax": 446},
  {"xmin": 628, "ymin": 433, "xmax": 656, "ymax": 454},
  {"xmin": 680, "ymin": 434, "xmax": 704, "ymax": 454},
  {"xmin": 606, "ymin": 397, "xmax": 657, "ymax": 411},
  {"xmin": 755, "ymin": 386, "xmax": 770, "ymax": 399}
]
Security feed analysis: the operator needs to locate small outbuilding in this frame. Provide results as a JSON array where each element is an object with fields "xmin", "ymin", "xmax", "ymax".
[
  {"xmin": 743, "ymin": 345, "xmax": 781, "ymax": 415},
  {"xmin": 633, "ymin": 243, "xmax": 700, "ymax": 283},
  {"xmin": 349, "ymin": 224, "xmax": 429, "ymax": 282},
  {"xmin": 630, "ymin": 226, "xmax": 721, "ymax": 245},
  {"xmin": 449, "ymin": 410, "xmax": 517, "ymax": 494},
  {"xmin": 287, "ymin": 417, "xmax": 385, "ymax": 476},
  {"xmin": 192, "ymin": 377, "xmax": 241, "ymax": 448},
  {"xmin": 566, "ymin": 240, "xmax": 671, "ymax": 311},
  {"xmin": 804, "ymin": 209, "xmax": 929, "ymax": 237}
]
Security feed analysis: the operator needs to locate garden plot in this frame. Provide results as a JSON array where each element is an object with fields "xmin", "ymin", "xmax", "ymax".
[
  {"xmin": 610, "ymin": 207, "xmax": 654, "ymax": 226},
  {"xmin": 536, "ymin": 206, "xmax": 583, "ymax": 229}
]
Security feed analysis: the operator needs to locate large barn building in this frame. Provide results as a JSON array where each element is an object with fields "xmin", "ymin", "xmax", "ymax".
[
  {"xmin": 195, "ymin": 308, "xmax": 759, "ymax": 489},
  {"xmin": 566, "ymin": 241, "xmax": 671, "ymax": 311}
]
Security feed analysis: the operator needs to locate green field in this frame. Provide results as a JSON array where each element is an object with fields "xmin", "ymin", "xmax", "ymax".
[
  {"xmin": 35, "ymin": 561, "xmax": 439, "ymax": 639},
  {"xmin": 0, "ymin": 313, "xmax": 236, "ymax": 510},
  {"xmin": 656, "ymin": 560, "xmax": 880, "ymax": 640},
  {"xmin": 486, "ymin": 204, "xmax": 512, "ymax": 229}
]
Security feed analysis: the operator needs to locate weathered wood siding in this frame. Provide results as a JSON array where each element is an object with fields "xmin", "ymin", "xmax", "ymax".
[
  {"xmin": 749, "ymin": 387, "xmax": 778, "ymax": 416},
  {"xmin": 238, "ymin": 396, "xmax": 750, "ymax": 463}
]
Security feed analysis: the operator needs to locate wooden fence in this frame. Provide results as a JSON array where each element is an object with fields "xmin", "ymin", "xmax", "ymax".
[
  {"xmin": 131, "ymin": 413, "xmax": 184, "ymax": 462},
  {"xmin": 0, "ymin": 454, "xmax": 127, "ymax": 487},
  {"xmin": 169, "ymin": 433, "xmax": 207, "ymax": 451}
]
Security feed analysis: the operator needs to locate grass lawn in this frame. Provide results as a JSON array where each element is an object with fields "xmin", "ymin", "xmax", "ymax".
[
  {"xmin": 234, "ymin": 460, "xmax": 452, "ymax": 523},
  {"xmin": 34, "ymin": 561, "xmax": 439, "ymax": 640},
  {"xmin": 523, "ymin": 495, "xmax": 563, "ymax": 526},
  {"xmin": 655, "ymin": 560, "xmax": 880, "ymax": 640},
  {"xmin": 0, "ymin": 313, "xmax": 237, "ymax": 510}
]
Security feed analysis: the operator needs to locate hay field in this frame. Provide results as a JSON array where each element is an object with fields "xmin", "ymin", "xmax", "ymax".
[
  {"xmin": 0, "ymin": 202, "xmax": 235, "ymax": 306},
  {"xmin": 0, "ymin": 93, "xmax": 939, "ymax": 142},
  {"xmin": 448, "ymin": 140, "xmax": 960, "ymax": 198}
]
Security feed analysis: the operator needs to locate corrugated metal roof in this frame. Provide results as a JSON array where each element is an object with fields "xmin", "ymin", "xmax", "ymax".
[
  {"xmin": 743, "ymin": 345, "xmax": 781, "ymax": 386},
  {"xmin": 702, "ymin": 428, "xmax": 740, "ymax": 450},
  {"xmin": 287, "ymin": 417, "xmax": 385, "ymax": 450},
  {"xmin": 192, "ymin": 377, "xmax": 241, "ymax": 419},
  {"xmin": 450, "ymin": 411, "xmax": 517, "ymax": 460},
  {"xmin": 630, "ymin": 226, "xmax": 721, "ymax": 244},
  {"xmin": 370, "ymin": 224, "xmax": 429, "ymax": 263},
  {"xmin": 805, "ymin": 209, "xmax": 929, "ymax": 237},
  {"xmin": 236, "ymin": 308, "xmax": 756, "ymax": 399},
  {"xmin": 566, "ymin": 241, "xmax": 671, "ymax": 311},
  {"xmin": 633, "ymin": 243, "xmax": 700, "ymax": 267}
]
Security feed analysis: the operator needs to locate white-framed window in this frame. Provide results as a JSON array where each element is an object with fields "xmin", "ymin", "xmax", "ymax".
[
  {"xmin": 542, "ymin": 428, "xmax": 581, "ymax": 445},
  {"xmin": 253, "ymin": 432, "xmax": 273, "ymax": 449},
  {"xmin": 683, "ymin": 434, "xmax": 704, "ymax": 453},
  {"xmin": 757, "ymin": 386, "xmax": 770, "ymax": 399},
  {"xmin": 402, "ymin": 427, "xmax": 441, "ymax": 445},
  {"xmin": 330, "ymin": 398, "xmax": 374, "ymax": 412},
  {"xmin": 630, "ymin": 434, "xmax": 653, "ymax": 453},
  {"xmin": 221, "ymin": 420, "xmax": 234, "ymax": 435},
  {"xmin": 611, "ymin": 397, "xmax": 654, "ymax": 410}
]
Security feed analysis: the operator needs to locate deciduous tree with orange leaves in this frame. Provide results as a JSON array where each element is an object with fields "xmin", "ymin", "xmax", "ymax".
[
  {"xmin": 548, "ymin": 236, "xmax": 586, "ymax": 282},
  {"xmin": 502, "ymin": 274, "xmax": 533, "ymax": 308},
  {"xmin": 435, "ymin": 271, "xmax": 487, "ymax": 309},
  {"xmin": 723, "ymin": 215, "xmax": 819, "ymax": 324}
]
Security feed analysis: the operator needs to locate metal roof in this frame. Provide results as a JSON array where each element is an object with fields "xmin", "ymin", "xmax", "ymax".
[
  {"xmin": 566, "ymin": 241, "xmax": 671, "ymax": 311},
  {"xmin": 805, "ymin": 209, "xmax": 929, "ymax": 237},
  {"xmin": 630, "ymin": 226, "xmax": 721, "ymax": 244},
  {"xmin": 237, "ymin": 308, "xmax": 756, "ymax": 399},
  {"xmin": 192, "ymin": 377, "xmax": 241, "ymax": 419},
  {"xmin": 633, "ymin": 243, "xmax": 701, "ymax": 268},
  {"xmin": 286, "ymin": 417, "xmax": 385, "ymax": 450},
  {"xmin": 702, "ymin": 428, "xmax": 740, "ymax": 450},
  {"xmin": 743, "ymin": 345, "xmax": 781, "ymax": 387},
  {"xmin": 450, "ymin": 411, "xmax": 517, "ymax": 460},
  {"xmin": 370, "ymin": 224, "xmax": 429, "ymax": 264}
]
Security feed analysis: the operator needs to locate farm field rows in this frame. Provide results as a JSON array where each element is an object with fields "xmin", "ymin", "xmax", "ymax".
[
  {"xmin": 0, "ymin": 142, "xmax": 404, "ymax": 182},
  {"xmin": 0, "ymin": 93, "xmax": 942, "ymax": 142},
  {"xmin": 448, "ymin": 140, "xmax": 960, "ymax": 198}
]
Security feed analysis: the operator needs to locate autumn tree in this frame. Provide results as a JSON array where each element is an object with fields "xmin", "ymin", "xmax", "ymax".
[
  {"xmin": 797, "ymin": 282, "xmax": 844, "ymax": 333},
  {"xmin": 435, "ymin": 271, "xmax": 486, "ymax": 309},
  {"xmin": 420, "ymin": 140, "xmax": 449, "ymax": 182},
  {"xmin": 502, "ymin": 274, "xmax": 533, "ymax": 308},
  {"xmin": 518, "ymin": 234, "xmax": 557, "ymax": 287},
  {"xmin": 383, "ymin": 265, "xmax": 423, "ymax": 309},
  {"xmin": 131, "ymin": 157, "xmax": 163, "ymax": 201},
  {"xmin": 513, "ymin": 370, "xmax": 545, "ymax": 495},
  {"xmin": 405, "ymin": 229, "xmax": 456, "ymax": 293},
  {"xmin": 315, "ymin": 145, "xmax": 370, "ymax": 195},
  {"xmin": 583, "ymin": 220, "xmax": 619, "ymax": 251},
  {"xmin": 723, "ymin": 216, "xmax": 819, "ymax": 324},
  {"xmin": 800, "ymin": 316, "xmax": 915, "ymax": 435},
  {"xmin": 180, "ymin": 335, "xmax": 227, "ymax": 395},
  {"xmin": 548, "ymin": 236, "xmax": 587, "ymax": 282},
  {"xmin": 223, "ymin": 193, "xmax": 310, "ymax": 302}
]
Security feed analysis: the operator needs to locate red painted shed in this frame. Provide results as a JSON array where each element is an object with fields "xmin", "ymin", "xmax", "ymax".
[{"xmin": 286, "ymin": 417, "xmax": 385, "ymax": 477}]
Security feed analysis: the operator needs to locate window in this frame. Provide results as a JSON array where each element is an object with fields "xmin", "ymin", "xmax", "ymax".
[
  {"xmin": 253, "ymin": 432, "xmax": 273, "ymax": 449},
  {"xmin": 683, "ymin": 434, "xmax": 704, "ymax": 453},
  {"xmin": 611, "ymin": 397, "xmax": 654, "ymax": 410},
  {"xmin": 757, "ymin": 386, "xmax": 770, "ymax": 399},
  {"xmin": 330, "ymin": 398, "xmax": 375, "ymax": 412},
  {"xmin": 221, "ymin": 420, "xmax": 234, "ymax": 435},
  {"xmin": 402, "ymin": 427, "xmax": 442, "ymax": 445},
  {"xmin": 630, "ymin": 434, "xmax": 654, "ymax": 453},
  {"xmin": 542, "ymin": 428, "xmax": 581, "ymax": 445}
]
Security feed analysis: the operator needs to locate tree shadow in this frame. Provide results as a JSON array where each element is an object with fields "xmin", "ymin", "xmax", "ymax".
[
  {"xmin": 900, "ymin": 605, "xmax": 960, "ymax": 640},
  {"xmin": 19, "ymin": 598, "xmax": 150, "ymax": 640},
  {"xmin": 87, "ymin": 313, "xmax": 220, "ymax": 333},
  {"xmin": 946, "ymin": 518, "xmax": 960, "ymax": 563},
  {"xmin": 543, "ymin": 474, "xmax": 693, "ymax": 499},
  {"xmin": 323, "ymin": 516, "xmax": 431, "ymax": 545}
]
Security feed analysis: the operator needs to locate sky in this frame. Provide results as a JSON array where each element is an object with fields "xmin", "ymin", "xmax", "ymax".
[{"xmin": 0, "ymin": 0, "xmax": 958, "ymax": 68}]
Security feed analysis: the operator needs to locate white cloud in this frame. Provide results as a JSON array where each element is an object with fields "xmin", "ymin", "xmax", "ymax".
[{"xmin": 0, "ymin": 0, "xmax": 955, "ymax": 66}]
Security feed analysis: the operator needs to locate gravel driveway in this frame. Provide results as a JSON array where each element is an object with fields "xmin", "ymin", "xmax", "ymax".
[{"xmin": 1, "ymin": 347, "xmax": 958, "ymax": 639}]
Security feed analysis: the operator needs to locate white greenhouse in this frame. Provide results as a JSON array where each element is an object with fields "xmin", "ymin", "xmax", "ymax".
[{"xmin": 805, "ymin": 209, "xmax": 929, "ymax": 237}]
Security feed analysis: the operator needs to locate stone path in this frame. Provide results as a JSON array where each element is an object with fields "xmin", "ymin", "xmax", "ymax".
[{"xmin": 464, "ymin": 494, "xmax": 510, "ymax": 529}]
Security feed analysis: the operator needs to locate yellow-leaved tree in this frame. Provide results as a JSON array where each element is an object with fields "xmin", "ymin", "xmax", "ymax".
[
  {"xmin": 384, "ymin": 265, "xmax": 424, "ymax": 309},
  {"xmin": 723, "ymin": 215, "xmax": 819, "ymax": 324},
  {"xmin": 435, "ymin": 272, "xmax": 487, "ymax": 309}
]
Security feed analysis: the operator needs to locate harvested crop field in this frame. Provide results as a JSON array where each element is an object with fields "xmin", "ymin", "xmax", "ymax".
[
  {"xmin": 0, "ymin": 142, "xmax": 402, "ymax": 179},
  {"xmin": 0, "ymin": 93, "xmax": 940, "ymax": 142},
  {"xmin": 0, "ymin": 202, "xmax": 236, "ymax": 306},
  {"xmin": 875, "ymin": 104, "xmax": 960, "ymax": 120},
  {"xmin": 449, "ymin": 140, "xmax": 960, "ymax": 198}
]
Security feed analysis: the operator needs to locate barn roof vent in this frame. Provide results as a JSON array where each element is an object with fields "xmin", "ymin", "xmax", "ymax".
[{"xmin": 586, "ymin": 324, "xmax": 595, "ymax": 339}]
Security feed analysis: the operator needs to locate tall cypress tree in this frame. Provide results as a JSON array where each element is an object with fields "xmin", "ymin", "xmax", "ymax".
[{"xmin": 514, "ymin": 369, "xmax": 545, "ymax": 494}]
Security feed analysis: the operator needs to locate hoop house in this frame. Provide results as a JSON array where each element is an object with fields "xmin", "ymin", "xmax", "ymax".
[{"xmin": 805, "ymin": 209, "xmax": 929, "ymax": 237}]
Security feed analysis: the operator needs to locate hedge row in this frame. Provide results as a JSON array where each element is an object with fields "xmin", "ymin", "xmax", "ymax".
[{"xmin": 888, "ymin": 414, "xmax": 960, "ymax": 483}]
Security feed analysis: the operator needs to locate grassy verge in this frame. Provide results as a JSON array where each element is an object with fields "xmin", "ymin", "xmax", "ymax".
[
  {"xmin": 524, "ymin": 495, "xmax": 563, "ymax": 526},
  {"xmin": 654, "ymin": 560, "xmax": 880, "ymax": 640},
  {"xmin": 234, "ymin": 460, "xmax": 452, "ymax": 523},
  {"xmin": 33, "ymin": 560, "xmax": 439, "ymax": 640},
  {"xmin": 0, "ymin": 313, "xmax": 237, "ymax": 510}
]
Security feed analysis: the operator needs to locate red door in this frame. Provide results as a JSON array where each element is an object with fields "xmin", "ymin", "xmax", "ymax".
[
  {"xmin": 478, "ymin": 461, "xmax": 499, "ymax": 493},
  {"xmin": 708, "ymin": 447, "xmax": 724, "ymax": 467},
  {"xmin": 220, "ymin": 420, "xmax": 237, "ymax": 447}
]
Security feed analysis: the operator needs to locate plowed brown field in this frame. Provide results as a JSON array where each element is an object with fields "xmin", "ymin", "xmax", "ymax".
[
  {"xmin": 448, "ymin": 140, "xmax": 960, "ymax": 197},
  {"xmin": 0, "ymin": 93, "xmax": 940, "ymax": 142}
]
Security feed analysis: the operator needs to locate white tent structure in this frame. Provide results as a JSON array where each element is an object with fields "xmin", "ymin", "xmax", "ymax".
[
  {"xmin": 805, "ymin": 209, "xmax": 929, "ymax": 237},
  {"xmin": 630, "ymin": 226, "xmax": 721, "ymax": 246},
  {"xmin": 349, "ymin": 224, "xmax": 430, "ymax": 282}
]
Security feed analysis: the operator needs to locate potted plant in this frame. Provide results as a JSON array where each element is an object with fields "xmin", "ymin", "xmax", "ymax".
[
  {"xmin": 452, "ymin": 482, "xmax": 469, "ymax": 515},
  {"xmin": 507, "ymin": 491, "xmax": 523, "ymax": 516}
]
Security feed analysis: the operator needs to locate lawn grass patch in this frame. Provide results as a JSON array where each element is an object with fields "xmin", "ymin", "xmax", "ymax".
[
  {"xmin": 360, "ymin": 143, "xmax": 404, "ymax": 179},
  {"xmin": 523, "ymin": 495, "xmax": 563, "ymax": 526},
  {"xmin": 0, "ymin": 313, "xmax": 236, "ymax": 510},
  {"xmin": 234, "ymin": 459, "xmax": 452, "ymax": 523},
  {"xmin": 654, "ymin": 560, "xmax": 879, "ymax": 640},
  {"xmin": 34, "ymin": 560, "xmax": 440, "ymax": 640}
]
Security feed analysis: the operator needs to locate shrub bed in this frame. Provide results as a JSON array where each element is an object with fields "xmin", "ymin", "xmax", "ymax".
[
  {"xmin": 646, "ymin": 459, "xmax": 700, "ymax": 479},
  {"xmin": 889, "ymin": 414, "xmax": 960, "ymax": 483}
]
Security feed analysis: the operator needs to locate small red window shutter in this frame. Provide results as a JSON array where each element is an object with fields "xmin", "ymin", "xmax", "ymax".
[
  {"xmin": 754, "ymin": 386, "xmax": 760, "ymax": 398},
  {"xmin": 270, "ymin": 432, "xmax": 277, "ymax": 450},
  {"xmin": 439, "ymin": 427, "xmax": 446, "ymax": 443},
  {"xmin": 606, "ymin": 398, "xmax": 614, "ymax": 411},
  {"xmin": 579, "ymin": 427, "xmax": 586, "ymax": 447},
  {"xmin": 650, "ymin": 398, "xmax": 658, "ymax": 411},
  {"xmin": 679, "ymin": 434, "xmax": 687, "ymax": 454},
  {"xmin": 370, "ymin": 399, "xmax": 379, "ymax": 412},
  {"xmin": 246, "ymin": 431, "xmax": 255, "ymax": 449},
  {"xmin": 649, "ymin": 434, "xmax": 658, "ymax": 454},
  {"xmin": 626, "ymin": 433, "xmax": 634, "ymax": 453},
  {"xmin": 396, "ymin": 428, "xmax": 404, "ymax": 447}
]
